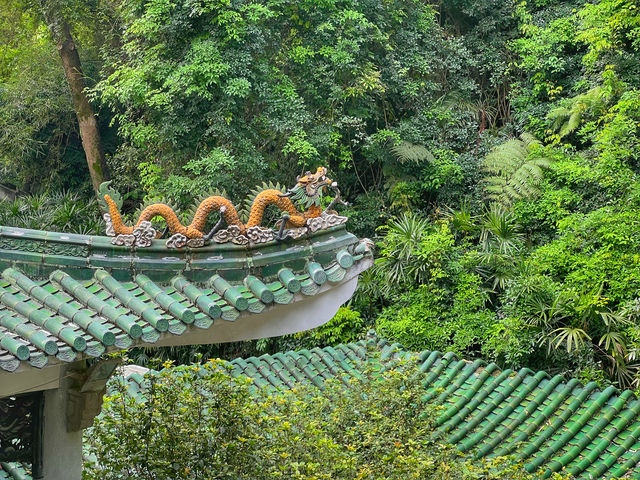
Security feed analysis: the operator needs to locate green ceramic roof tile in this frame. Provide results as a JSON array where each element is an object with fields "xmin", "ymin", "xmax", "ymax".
[
  {"xmin": 209, "ymin": 275, "xmax": 248, "ymax": 311},
  {"xmin": 278, "ymin": 269, "xmax": 300, "ymax": 293},
  {"xmin": 246, "ymin": 297, "xmax": 265, "ymax": 314},
  {"xmin": 335, "ymin": 249, "xmax": 354, "ymax": 269},
  {"xmin": 307, "ymin": 262, "xmax": 327, "ymax": 285},
  {"xmin": 217, "ymin": 304, "xmax": 239, "ymax": 322},
  {"xmin": 171, "ymin": 277, "xmax": 222, "ymax": 318},
  {"xmin": 0, "ymin": 225, "xmax": 373, "ymax": 373},
  {"xmin": 243, "ymin": 275, "xmax": 273, "ymax": 304},
  {"xmin": 0, "ymin": 463, "xmax": 30, "ymax": 480},
  {"xmin": 267, "ymin": 281, "xmax": 294, "ymax": 304},
  {"xmin": 103, "ymin": 338, "xmax": 640, "ymax": 479},
  {"xmin": 325, "ymin": 264, "xmax": 346, "ymax": 283}
]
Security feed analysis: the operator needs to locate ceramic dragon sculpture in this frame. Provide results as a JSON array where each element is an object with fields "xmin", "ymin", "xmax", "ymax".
[{"xmin": 100, "ymin": 167, "xmax": 348, "ymax": 248}]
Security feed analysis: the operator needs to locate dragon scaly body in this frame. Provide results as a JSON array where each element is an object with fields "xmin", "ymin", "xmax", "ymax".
[{"xmin": 104, "ymin": 167, "xmax": 331, "ymax": 239}]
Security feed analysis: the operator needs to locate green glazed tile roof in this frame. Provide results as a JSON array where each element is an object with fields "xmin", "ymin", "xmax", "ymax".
[
  {"xmin": 0, "ymin": 463, "xmax": 29, "ymax": 480},
  {"xmin": 115, "ymin": 337, "xmax": 640, "ymax": 479},
  {"xmin": 0, "ymin": 225, "xmax": 373, "ymax": 372}
]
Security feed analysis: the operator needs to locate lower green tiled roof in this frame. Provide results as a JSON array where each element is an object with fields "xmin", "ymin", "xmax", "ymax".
[
  {"xmin": 119, "ymin": 338, "xmax": 640, "ymax": 479},
  {"xmin": 0, "ymin": 463, "xmax": 29, "ymax": 480},
  {"xmin": 6, "ymin": 337, "xmax": 640, "ymax": 478}
]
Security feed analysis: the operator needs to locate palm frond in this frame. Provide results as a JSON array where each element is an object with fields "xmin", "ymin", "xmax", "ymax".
[{"xmin": 547, "ymin": 326, "xmax": 591, "ymax": 353}]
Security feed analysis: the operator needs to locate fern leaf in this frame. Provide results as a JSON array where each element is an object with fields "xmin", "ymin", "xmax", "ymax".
[
  {"xmin": 481, "ymin": 133, "xmax": 553, "ymax": 206},
  {"xmin": 391, "ymin": 141, "xmax": 434, "ymax": 164}
]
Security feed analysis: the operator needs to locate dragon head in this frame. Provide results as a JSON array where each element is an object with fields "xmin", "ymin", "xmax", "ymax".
[{"xmin": 280, "ymin": 167, "xmax": 335, "ymax": 208}]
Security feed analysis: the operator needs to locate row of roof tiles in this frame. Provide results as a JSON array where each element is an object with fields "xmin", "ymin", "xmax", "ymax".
[
  {"xmin": 0, "ymin": 242, "xmax": 371, "ymax": 372},
  {"xmin": 120, "ymin": 338, "xmax": 640, "ymax": 479},
  {"xmin": 0, "ymin": 462, "xmax": 29, "ymax": 480}
]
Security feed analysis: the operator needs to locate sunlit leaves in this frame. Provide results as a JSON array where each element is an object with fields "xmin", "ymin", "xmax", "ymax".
[{"xmin": 577, "ymin": 0, "xmax": 640, "ymax": 67}]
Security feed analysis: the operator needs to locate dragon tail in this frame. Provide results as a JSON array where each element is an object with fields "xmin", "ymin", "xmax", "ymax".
[{"xmin": 104, "ymin": 194, "xmax": 134, "ymax": 235}]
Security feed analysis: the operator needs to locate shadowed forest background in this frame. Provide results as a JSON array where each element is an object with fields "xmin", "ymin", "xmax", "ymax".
[{"xmin": 2, "ymin": 0, "xmax": 640, "ymax": 390}]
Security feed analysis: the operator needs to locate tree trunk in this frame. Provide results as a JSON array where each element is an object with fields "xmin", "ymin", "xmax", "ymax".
[{"xmin": 42, "ymin": 6, "xmax": 109, "ymax": 196}]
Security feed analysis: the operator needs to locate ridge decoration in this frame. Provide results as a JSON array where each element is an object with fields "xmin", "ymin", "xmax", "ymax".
[{"xmin": 100, "ymin": 167, "xmax": 348, "ymax": 248}]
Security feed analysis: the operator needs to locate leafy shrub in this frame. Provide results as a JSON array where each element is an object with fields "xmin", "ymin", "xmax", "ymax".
[
  {"xmin": 305, "ymin": 306, "xmax": 365, "ymax": 346},
  {"xmin": 530, "ymin": 206, "xmax": 640, "ymax": 306},
  {"xmin": 376, "ymin": 271, "xmax": 495, "ymax": 355},
  {"xmin": 0, "ymin": 191, "xmax": 102, "ymax": 234},
  {"xmin": 370, "ymin": 213, "xmax": 497, "ymax": 355}
]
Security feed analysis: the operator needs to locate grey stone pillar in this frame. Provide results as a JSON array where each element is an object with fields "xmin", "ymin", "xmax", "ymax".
[{"xmin": 42, "ymin": 386, "xmax": 83, "ymax": 480}]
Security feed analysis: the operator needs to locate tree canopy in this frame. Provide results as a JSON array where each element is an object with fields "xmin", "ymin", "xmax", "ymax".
[{"xmin": 2, "ymin": 0, "xmax": 640, "ymax": 391}]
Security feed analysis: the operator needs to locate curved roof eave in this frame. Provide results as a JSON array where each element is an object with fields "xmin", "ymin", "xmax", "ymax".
[{"xmin": 0, "ymin": 224, "xmax": 373, "ymax": 383}]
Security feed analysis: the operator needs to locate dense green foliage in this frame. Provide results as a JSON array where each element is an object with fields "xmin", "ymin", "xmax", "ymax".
[
  {"xmin": 85, "ymin": 358, "xmax": 560, "ymax": 479},
  {"xmin": 2, "ymin": 0, "xmax": 640, "ymax": 390},
  {"xmin": 0, "ymin": 1, "xmax": 117, "ymax": 195},
  {"xmin": 0, "ymin": 191, "xmax": 102, "ymax": 234},
  {"xmin": 93, "ymin": 0, "xmax": 512, "ymax": 212}
]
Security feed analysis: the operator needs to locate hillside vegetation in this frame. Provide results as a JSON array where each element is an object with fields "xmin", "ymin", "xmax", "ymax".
[{"xmin": 1, "ymin": 0, "xmax": 640, "ymax": 389}]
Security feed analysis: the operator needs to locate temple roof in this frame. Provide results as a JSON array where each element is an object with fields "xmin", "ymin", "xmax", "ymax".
[
  {"xmin": 0, "ymin": 224, "xmax": 373, "ymax": 375},
  {"xmin": 112, "ymin": 338, "xmax": 640, "ymax": 479},
  {"xmin": 4, "ymin": 337, "xmax": 640, "ymax": 478}
]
